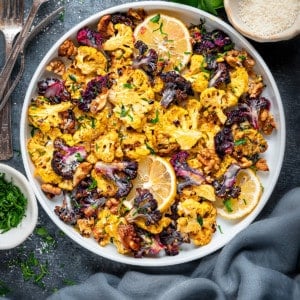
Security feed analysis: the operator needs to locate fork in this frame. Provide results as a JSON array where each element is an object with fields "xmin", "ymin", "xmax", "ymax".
[
  {"xmin": 0, "ymin": 0, "xmax": 49, "ymax": 112},
  {"xmin": 0, "ymin": 0, "xmax": 24, "ymax": 160}
]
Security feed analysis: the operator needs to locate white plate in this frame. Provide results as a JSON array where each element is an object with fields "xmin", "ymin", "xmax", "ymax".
[{"xmin": 20, "ymin": 1, "xmax": 285, "ymax": 266}]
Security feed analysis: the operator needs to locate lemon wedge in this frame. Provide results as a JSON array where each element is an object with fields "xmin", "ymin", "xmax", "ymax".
[
  {"xmin": 124, "ymin": 155, "xmax": 177, "ymax": 212},
  {"xmin": 134, "ymin": 13, "xmax": 192, "ymax": 71},
  {"xmin": 216, "ymin": 168, "xmax": 263, "ymax": 219}
]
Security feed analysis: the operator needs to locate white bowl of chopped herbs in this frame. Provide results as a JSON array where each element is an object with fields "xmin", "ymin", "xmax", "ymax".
[{"xmin": 0, "ymin": 164, "xmax": 38, "ymax": 250}]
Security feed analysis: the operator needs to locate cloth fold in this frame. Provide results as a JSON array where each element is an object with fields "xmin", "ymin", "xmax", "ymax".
[{"xmin": 48, "ymin": 188, "xmax": 300, "ymax": 300}]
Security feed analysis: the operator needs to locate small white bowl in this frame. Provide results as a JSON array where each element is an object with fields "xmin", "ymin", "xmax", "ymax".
[
  {"xmin": 224, "ymin": 0, "xmax": 300, "ymax": 42},
  {"xmin": 0, "ymin": 163, "xmax": 38, "ymax": 250}
]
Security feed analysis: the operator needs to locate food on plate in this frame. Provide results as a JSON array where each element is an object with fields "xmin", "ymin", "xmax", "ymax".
[
  {"xmin": 27, "ymin": 8, "xmax": 276, "ymax": 257},
  {"xmin": 215, "ymin": 168, "xmax": 263, "ymax": 219}
]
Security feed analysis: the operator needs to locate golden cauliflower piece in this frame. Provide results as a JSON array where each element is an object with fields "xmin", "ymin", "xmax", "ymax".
[
  {"xmin": 121, "ymin": 131, "xmax": 150, "ymax": 160},
  {"xmin": 28, "ymin": 101, "xmax": 73, "ymax": 133},
  {"xmin": 62, "ymin": 64, "xmax": 92, "ymax": 100},
  {"xmin": 184, "ymin": 55, "xmax": 209, "ymax": 93},
  {"xmin": 177, "ymin": 199, "xmax": 217, "ymax": 246},
  {"xmin": 93, "ymin": 130, "xmax": 121, "ymax": 163},
  {"xmin": 232, "ymin": 126, "xmax": 268, "ymax": 159},
  {"xmin": 74, "ymin": 46, "xmax": 108, "ymax": 75},
  {"xmin": 133, "ymin": 216, "xmax": 172, "ymax": 234},
  {"xmin": 27, "ymin": 131, "xmax": 62, "ymax": 185},
  {"xmin": 200, "ymin": 87, "xmax": 228, "ymax": 124},
  {"xmin": 228, "ymin": 67, "xmax": 249, "ymax": 98},
  {"xmin": 102, "ymin": 23, "xmax": 134, "ymax": 58},
  {"xmin": 93, "ymin": 208, "xmax": 119, "ymax": 246},
  {"xmin": 161, "ymin": 104, "xmax": 202, "ymax": 150},
  {"xmin": 93, "ymin": 210, "xmax": 130, "ymax": 254},
  {"xmin": 72, "ymin": 107, "xmax": 108, "ymax": 144}
]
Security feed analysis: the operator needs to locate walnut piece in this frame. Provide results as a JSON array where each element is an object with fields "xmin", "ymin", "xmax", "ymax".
[
  {"xmin": 41, "ymin": 183, "xmax": 61, "ymax": 198},
  {"xmin": 46, "ymin": 59, "xmax": 66, "ymax": 76},
  {"xmin": 73, "ymin": 162, "xmax": 93, "ymax": 187},
  {"xmin": 58, "ymin": 39, "xmax": 78, "ymax": 57},
  {"xmin": 105, "ymin": 197, "xmax": 119, "ymax": 214},
  {"xmin": 97, "ymin": 15, "xmax": 114, "ymax": 38},
  {"xmin": 255, "ymin": 158, "xmax": 269, "ymax": 171},
  {"xmin": 118, "ymin": 223, "xmax": 140, "ymax": 251}
]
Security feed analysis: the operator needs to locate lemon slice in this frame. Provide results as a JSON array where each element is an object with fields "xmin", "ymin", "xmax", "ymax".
[
  {"xmin": 134, "ymin": 13, "xmax": 192, "ymax": 71},
  {"xmin": 124, "ymin": 155, "xmax": 177, "ymax": 212},
  {"xmin": 216, "ymin": 168, "xmax": 263, "ymax": 219}
]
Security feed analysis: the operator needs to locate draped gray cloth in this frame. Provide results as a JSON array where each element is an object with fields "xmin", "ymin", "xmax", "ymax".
[{"xmin": 47, "ymin": 188, "xmax": 300, "ymax": 300}]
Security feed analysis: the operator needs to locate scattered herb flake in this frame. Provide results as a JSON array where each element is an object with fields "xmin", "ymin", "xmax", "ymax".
[
  {"xmin": 150, "ymin": 14, "xmax": 161, "ymax": 23},
  {"xmin": 223, "ymin": 198, "xmax": 233, "ymax": 213}
]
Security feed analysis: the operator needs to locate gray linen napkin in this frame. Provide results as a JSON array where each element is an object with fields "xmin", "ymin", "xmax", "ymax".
[{"xmin": 47, "ymin": 188, "xmax": 300, "ymax": 300}]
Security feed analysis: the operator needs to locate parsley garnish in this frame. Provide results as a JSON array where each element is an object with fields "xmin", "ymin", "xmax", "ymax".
[
  {"xmin": 150, "ymin": 110, "xmax": 159, "ymax": 124},
  {"xmin": 75, "ymin": 152, "xmax": 84, "ymax": 162},
  {"xmin": 150, "ymin": 14, "xmax": 161, "ymax": 23},
  {"xmin": 69, "ymin": 74, "xmax": 77, "ymax": 82},
  {"xmin": 234, "ymin": 138, "xmax": 247, "ymax": 146},
  {"xmin": 0, "ymin": 173, "xmax": 27, "ymax": 233},
  {"xmin": 145, "ymin": 142, "xmax": 156, "ymax": 155},
  {"xmin": 223, "ymin": 198, "xmax": 233, "ymax": 212},
  {"xmin": 87, "ymin": 178, "xmax": 97, "ymax": 191},
  {"xmin": 197, "ymin": 216, "xmax": 203, "ymax": 226}
]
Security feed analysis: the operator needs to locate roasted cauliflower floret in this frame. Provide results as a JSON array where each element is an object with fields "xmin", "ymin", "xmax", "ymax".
[
  {"xmin": 92, "ymin": 208, "xmax": 120, "ymax": 245},
  {"xmin": 121, "ymin": 131, "xmax": 150, "ymax": 159},
  {"xmin": 109, "ymin": 68, "xmax": 154, "ymax": 106},
  {"xmin": 74, "ymin": 46, "xmax": 108, "ymax": 75},
  {"xmin": 102, "ymin": 23, "xmax": 134, "ymax": 58},
  {"xmin": 200, "ymin": 87, "xmax": 226, "ymax": 119},
  {"xmin": 177, "ymin": 199, "xmax": 216, "ymax": 246},
  {"xmin": 93, "ymin": 130, "xmax": 122, "ymax": 163},
  {"xmin": 232, "ymin": 126, "xmax": 268, "ymax": 159},
  {"xmin": 161, "ymin": 103, "xmax": 202, "ymax": 150},
  {"xmin": 228, "ymin": 67, "xmax": 249, "ymax": 98},
  {"xmin": 27, "ymin": 131, "xmax": 62, "ymax": 185},
  {"xmin": 62, "ymin": 64, "xmax": 91, "ymax": 99},
  {"xmin": 28, "ymin": 100, "xmax": 73, "ymax": 133},
  {"xmin": 184, "ymin": 55, "xmax": 209, "ymax": 93},
  {"xmin": 72, "ymin": 107, "xmax": 109, "ymax": 144}
]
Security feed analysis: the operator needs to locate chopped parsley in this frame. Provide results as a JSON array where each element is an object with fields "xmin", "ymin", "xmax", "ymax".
[
  {"xmin": 0, "ymin": 173, "xmax": 27, "ymax": 233},
  {"xmin": 150, "ymin": 14, "xmax": 160, "ymax": 23},
  {"xmin": 223, "ymin": 198, "xmax": 233, "ymax": 213},
  {"xmin": 150, "ymin": 110, "xmax": 159, "ymax": 124}
]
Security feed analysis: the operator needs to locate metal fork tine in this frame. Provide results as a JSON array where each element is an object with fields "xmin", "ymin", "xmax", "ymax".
[{"xmin": 0, "ymin": 0, "xmax": 24, "ymax": 160}]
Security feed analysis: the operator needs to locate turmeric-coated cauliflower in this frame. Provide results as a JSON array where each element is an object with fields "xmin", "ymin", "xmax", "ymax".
[
  {"xmin": 102, "ymin": 23, "xmax": 134, "ymax": 58},
  {"xmin": 74, "ymin": 46, "xmax": 108, "ymax": 75},
  {"xmin": 28, "ymin": 100, "xmax": 73, "ymax": 133},
  {"xmin": 27, "ymin": 131, "xmax": 63, "ymax": 185},
  {"xmin": 177, "ymin": 199, "xmax": 217, "ymax": 246},
  {"xmin": 228, "ymin": 67, "xmax": 249, "ymax": 98}
]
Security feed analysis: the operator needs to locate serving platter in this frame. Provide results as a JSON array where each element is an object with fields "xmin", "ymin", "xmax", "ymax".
[{"xmin": 20, "ymin": 1, "xmax": 285, "ymax": 266}]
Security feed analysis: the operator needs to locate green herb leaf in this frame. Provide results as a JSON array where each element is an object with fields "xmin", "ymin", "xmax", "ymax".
[
  {"xmin": 145, "ymin": 142, "xmax": 156, "ymax": 155},
  {"xmin": 87, "ymin": 177, "xmax": 97, "ymax": 191},
  {"xmin": 234, "ymin": 138, "xmax": 247, "ymax": 146},
  {"xmin": 0, "ymin": 281, "xmax": 10, "ymax": 297},
  {"xmin": 197, "ymin": 216, "xmax": 203, "ymax": 226},
  {"xmin": 223, "ymin": 198, "xmax": 233, "ymax": 212},
  {"xmin": 150, "ymin": 110, "xmax": 159, "ymax": 124},
  {"xmin": 75, "ymin": 152, "xmax": 84, "ymax": 162},
  {"xmin": 150, "ymin": 14, "xmax": 161, "ymax": 23},
  {"xmin": 171, "ymin": 0, "xmax": 224, "ymax": 16}
]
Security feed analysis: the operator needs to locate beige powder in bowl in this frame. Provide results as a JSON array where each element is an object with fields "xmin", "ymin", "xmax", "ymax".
[{"xmin": 238, "ymin": 0, "xmax": 299, "ymax": 37}]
